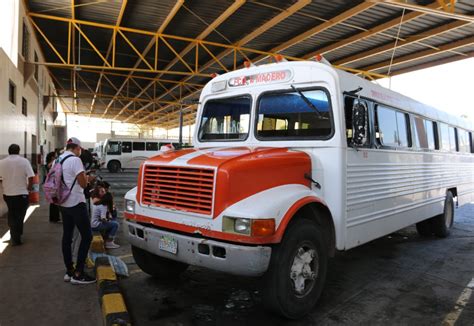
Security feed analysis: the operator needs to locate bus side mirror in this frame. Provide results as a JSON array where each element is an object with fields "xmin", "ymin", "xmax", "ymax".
[{"xmin": 352, "ymin": 102, "xmax": 368, "ymax": 147}]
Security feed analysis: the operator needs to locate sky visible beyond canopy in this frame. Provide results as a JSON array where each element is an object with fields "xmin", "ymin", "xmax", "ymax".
[{"xmin": 377, "ymin": 57, "xmax": 474, "ymax": 122}]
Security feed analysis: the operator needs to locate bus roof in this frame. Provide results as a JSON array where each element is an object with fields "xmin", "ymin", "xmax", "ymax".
[{"xmin": 204, "ymin": 61, "xmax": 472, "ymax": 131}]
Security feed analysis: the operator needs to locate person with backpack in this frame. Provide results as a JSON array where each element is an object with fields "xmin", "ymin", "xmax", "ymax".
[
  {"xmin": 46, "ymin": 137, "xmax": 96, "ymax": 284},
  {"xmin": 0, "ymin": 144, "xmax": 35, "ymax": 246}
]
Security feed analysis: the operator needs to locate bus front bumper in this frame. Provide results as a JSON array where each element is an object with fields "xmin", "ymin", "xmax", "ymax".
[{"xmin": 126, "ymin": 220, "xmax": 272, "ymax": 276}]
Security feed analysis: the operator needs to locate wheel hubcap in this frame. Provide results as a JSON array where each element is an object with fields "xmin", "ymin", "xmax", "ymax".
[{"xmin": 290, "ymin": 245, "xmax": 318, "ymax": 297}]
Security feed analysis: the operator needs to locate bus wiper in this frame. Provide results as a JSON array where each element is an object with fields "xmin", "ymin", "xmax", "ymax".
[{"xmin": 290, "ymin": 85, "xmax": 326, "ymax": 119}]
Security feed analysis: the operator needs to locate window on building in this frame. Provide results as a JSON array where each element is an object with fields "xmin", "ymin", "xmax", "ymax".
[
  {"xmin": 457, "ymin": 129, "xmax": 470, "ymax": 153},
  {"xmin": 122, "ymin": 141, "xmax": 132, "ymax": 153},
  {"xmin": 132, "ymin": 142, "xmax": 145, "ymax": 151},
  {"xmin": 22, "ymin": 97, "xmax": 27, "ymax": 116},
  {"xmin": 413, "ymin": 116, "xmax": 436, "ymax": 150},
  {"xmin": 146, "ymin": 142, "xmax": 158, "ymax": 151},
  {"xmin": 44, "ymin": 120, "xmax": 47, "ymax": 131},
  {"xmin": 22, "ymin": 21, "xmax": 29, "ymax": 60},
  {"xmin": 256, "ymin": 89, "xmax": 332, "ymax": 139},
  {"xmin": 375, "ymin": 105, "xmax": 409, "ymax": 147},
  {"xmin": 9, "ymin": 80, "xmax": 16, "ymax": 105},
  {"xmin": 34, "ymin": 52, "xmax": 39, "ymax": 81}
]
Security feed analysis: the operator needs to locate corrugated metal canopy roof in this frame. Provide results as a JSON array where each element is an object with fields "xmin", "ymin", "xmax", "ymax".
[{"xmin": 26, "ymin": 0, "xmax": 474, "ymax": 127}]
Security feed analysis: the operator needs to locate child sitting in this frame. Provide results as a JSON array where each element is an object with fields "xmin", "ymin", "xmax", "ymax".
[{"xmin": 91, "ymin": 192, "xmax": 120, "ymax": 249}]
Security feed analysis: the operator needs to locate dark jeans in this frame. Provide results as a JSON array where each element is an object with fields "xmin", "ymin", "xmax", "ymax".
[
  {"xmin": 60, "ymin": 203, "xmax": 92, "ymax": 274},
  {"xmin": 49, "ymin": 203, "xmax": 61, "ymax": 222},
  {"xmin": 92, "ymin": 220, "xmax": 119, "ymax": 241},
  {"xmin": 3, "ymin": 195, "xmax": 29, "ymax": 244}
]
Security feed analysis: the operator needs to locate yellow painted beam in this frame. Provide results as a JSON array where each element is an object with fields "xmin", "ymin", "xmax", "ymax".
[
  {"xmin": 120, "ymin": 0, "xmax": 246, "ymax": 121},
  {"xmin": 132, "ymin": 0, "xmax": 313, "ymax": 124},
  {"xmin": 101, "ymin": 0, "xmax": 184, "ymax": 117}
]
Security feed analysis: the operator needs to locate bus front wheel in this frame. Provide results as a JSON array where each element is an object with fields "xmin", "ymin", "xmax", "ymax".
[
  {"xmin": 107, "ymin": 160, "xmax": 121, "ymax": 173},
  {"xmin": 262, "ymin": 219, "xmax": 328, "ymax": 319}
]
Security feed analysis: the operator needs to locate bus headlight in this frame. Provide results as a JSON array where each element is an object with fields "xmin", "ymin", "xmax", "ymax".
[
  {"xmin": 125, "ymin": 200, "xmax": 135, "ymax": 214},
  {"xmin": 222, "ymin": 217, "xmax": 275, "ymax": 237}
]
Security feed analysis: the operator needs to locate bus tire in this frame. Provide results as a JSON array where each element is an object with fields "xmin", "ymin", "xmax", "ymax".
[
  {"xmin": 415, "ymin": 219, "xmax": 433, "ymax": 237},
  {"xmin": 432, "ymin": 191, "xmax": 454, "ymax": 238},
  {"xmin": 107, "ymin": 160, "xmax": 121, "ymax": 173},
  {"xmin": 131, "ymin": 245, "xmax": 188, "ymax": 278},
  {"xmin": 262, "ymin": 219, "xmax": 328, "ymax": 319}
]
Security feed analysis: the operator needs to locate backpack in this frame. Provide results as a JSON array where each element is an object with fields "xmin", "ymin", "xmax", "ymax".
[{"xmin": 43, "ymin": 155, "xmax": 78, "ymax": 205}]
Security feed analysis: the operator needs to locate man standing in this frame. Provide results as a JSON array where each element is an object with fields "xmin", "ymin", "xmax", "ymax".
[
  {"xmin": 58, "ymin": 137, "xmax": 95, "ymax": 284},
  {"xmin": 0, "ymin": 144, "xmax": 35, "ymax": 246}
]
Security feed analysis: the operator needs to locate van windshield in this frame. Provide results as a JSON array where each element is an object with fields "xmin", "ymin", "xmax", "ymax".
[{"xmin": 198, "ymin": 96, "xmax": 251, "ymax": 141}]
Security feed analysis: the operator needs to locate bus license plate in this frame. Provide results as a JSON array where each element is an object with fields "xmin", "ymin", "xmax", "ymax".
[{"xmin": 159, "ymin": 235, "xmax": 178, "ymax": 254}]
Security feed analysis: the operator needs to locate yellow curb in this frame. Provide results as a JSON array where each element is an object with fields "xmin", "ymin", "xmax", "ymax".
[
  {"xmin": 102, "ymin": 293, "xmax": 127, "ymax": 315},
  {"xmin": 97, "ymin": 265, "xmax": 117, "ymax": 282},
  {"xmin": 91, "ymin": 235, "xmax": 105, "ymax": 253}
]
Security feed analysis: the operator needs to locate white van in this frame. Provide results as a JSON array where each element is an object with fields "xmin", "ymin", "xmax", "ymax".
[{"xmin": 101, "ymin": 138, "xmax": 180, "ymax": 172}]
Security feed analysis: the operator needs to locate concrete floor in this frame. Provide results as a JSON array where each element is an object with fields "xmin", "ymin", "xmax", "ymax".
[
  {"xmin": 105, "ymin": 171, "xmax": 474, "ymax": 326},
  {"xmin": 0, "ymin": 201, "xmax": 102, "ymax": 326}
]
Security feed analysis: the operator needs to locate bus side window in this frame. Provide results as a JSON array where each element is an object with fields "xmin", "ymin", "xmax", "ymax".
[
  {"xmin": 470, "ymin": 132, "xmax": 474, "ymax": 153},
  {"xmin": 106, "ymin": 141, "xmax": 121, "ymax": 155},
  {"xmin": 122, "ymin": 141, "xmax": 132, "ymax": 153},
  {"xmin": 413, "ymin": 117, "xmax": 436, "ymax": 150},
  {"xmin": 133, "ymin": 142, "xmax": 145, "ymax": 151},
  {"xmin": 457, "ymin": 129, "xmax": 470, "ymax": 153},
  {"xmin": 375, "ymin": 105, "xmax": 409, "ymax": 148},
  {"xmin": 439, "ymin": 123, "xmax": 457, "ymax": 152},
  {"xmin": 146, "ymin": 142, "xmax": 158, "ymax": 151}
]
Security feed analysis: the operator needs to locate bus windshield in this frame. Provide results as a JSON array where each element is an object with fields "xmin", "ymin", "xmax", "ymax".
[
  {"xmin": 198, "ymin": 96, "xmax": 251, "ymax": 141},
  {"xmin": 256, "ymin": 89, "xmax": 332, "ymax": 139}
]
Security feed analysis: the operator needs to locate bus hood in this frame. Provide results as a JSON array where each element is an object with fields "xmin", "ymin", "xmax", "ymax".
[{"xmin": 138, "ymin": 147, "xmax": 312, "ymax": 218}]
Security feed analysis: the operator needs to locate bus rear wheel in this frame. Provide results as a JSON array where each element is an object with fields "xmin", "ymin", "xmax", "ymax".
[
  {"xmin": 262, "ymin": 219, "xmax": 328, "ymax": 319},
  {"xmin": 107, "ymin": 160, "xmax": 121, "ymax": 173},
  {"xmin": 432, "ymin": 191, "xmax": 454, "ymax": 238},
  {"xmin": 131, "ymin": 245, "xmax": 188, "ymax": 278},
  {"xmin": 415, "ymin": 191, "xmax": 454, "ymax": 238}
]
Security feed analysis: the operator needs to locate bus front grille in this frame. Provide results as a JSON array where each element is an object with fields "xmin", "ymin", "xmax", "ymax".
[{"xmin": 141, "ymin": 165, "xmax": 215, "ymax": 216}]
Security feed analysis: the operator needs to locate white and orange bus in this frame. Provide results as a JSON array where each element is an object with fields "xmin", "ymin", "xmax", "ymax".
[{"xmin": 123, "ymin": 59, "xmax": 473, "ymax": 318}]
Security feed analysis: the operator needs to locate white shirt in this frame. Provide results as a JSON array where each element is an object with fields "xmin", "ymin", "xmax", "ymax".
[
  {"xmin": 0, "ymin": 155, "xmax": 35, "ymax": 196},
  {"xmin": 91, "ymin": 204, "xmax": 108, "ymax": 228},
  {"xmin": 57, "ymin": 151, "xmax": 86, "ymax": 208}
]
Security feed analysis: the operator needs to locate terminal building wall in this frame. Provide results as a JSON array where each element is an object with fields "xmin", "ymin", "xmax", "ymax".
[
  {"xmin": 0, "ymin": 0, "xmax": 59, "ymax": 164},
  {"xmin": 1, "ymin": 0, "xmax": 59, "ymax": 216}
]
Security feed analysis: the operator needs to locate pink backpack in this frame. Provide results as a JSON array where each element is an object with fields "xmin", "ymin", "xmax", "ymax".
[{"xmin": 43, "ymin": 155, "xmax": 78, "ymax": 204}]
